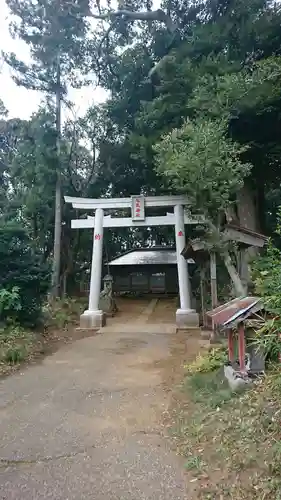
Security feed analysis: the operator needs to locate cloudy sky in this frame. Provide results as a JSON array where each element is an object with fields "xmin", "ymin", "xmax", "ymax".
[{"xmin": 0, "ymin": 0, "xmax": 108, "ymax": 119}]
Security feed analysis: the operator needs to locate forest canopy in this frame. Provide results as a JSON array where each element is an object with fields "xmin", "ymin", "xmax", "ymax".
[{"xmin": 1, "ymin": 0, "xmax": 281, "ymax": 302}]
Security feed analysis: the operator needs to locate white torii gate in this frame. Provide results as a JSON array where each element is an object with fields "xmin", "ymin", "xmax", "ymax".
[{"xmin": 65, "ymin": 194, "xmax": 201, "ymax": 329}]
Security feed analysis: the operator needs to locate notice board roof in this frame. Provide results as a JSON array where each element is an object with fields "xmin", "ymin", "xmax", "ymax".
[{"xmin": 206, "ymin": 296, "xmax": 263, "ymax": 330}]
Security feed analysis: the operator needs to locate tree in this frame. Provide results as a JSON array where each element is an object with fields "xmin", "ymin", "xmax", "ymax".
[
  {"xmin": 0, "ymin": 218, "xmax": 50, "ymax": 326},
  {"xmin": 0, "ymin": 99, "xmax": 8, "ymax": 118},
  {"xmin": 154, "ymin": 116, "xmax": 251, "ymax": 296},
  {"xmin": 0, "ymin": 104, "xmax": 107, "ymax": 296},
  {"xmin": 2, "ymin": 0, "xmax": 281, "ymax": 302},
  {"xmin": 88, "ymin": 0, "xmax": 281, "ymax": 294},
  {"xmin": 4, "ymin": 0, "xmax": 91, "ymax": 297}
]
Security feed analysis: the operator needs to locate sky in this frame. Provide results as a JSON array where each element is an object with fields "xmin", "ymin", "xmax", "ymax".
[{"xmin": 0, "ymin": 0, "xmax": 109, "ymax": 120}]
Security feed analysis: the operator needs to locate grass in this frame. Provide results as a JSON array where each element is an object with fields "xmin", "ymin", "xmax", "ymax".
[
  {"xmin": 184, "ymin": 455, "xmax": 206, "ymax": 471},
  {"xmin": 43, "ymin": 296, "xmax": 87, "ymax": 330},
  {"xmin": 169, "ymin": 348, "xmax": 281, "ymax": 499},
  {"xmin": 0, "ymin": 325, "xmax": 35, "ymax": 371},
  {"xmin": 185, "ymin": 347, "xmax": 228, "ymax": 375},
  {"xmin": 0, "ymin": 296, "xmax": 87, "ymax": 375},
  {"xmin": 186, "ymin": 369, "xmax": 235, "ymax": 408}
]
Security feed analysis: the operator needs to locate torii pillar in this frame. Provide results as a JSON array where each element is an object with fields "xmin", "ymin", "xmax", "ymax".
[
  {"xmin": 80, "ymin": 208, "xmax": 106, "ymax": 329},
  {"xmin": 174, "ymin": 204, "xmax": 199, "ymax": 329}
]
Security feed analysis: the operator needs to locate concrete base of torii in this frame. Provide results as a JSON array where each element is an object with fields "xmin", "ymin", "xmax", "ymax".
[
  {"xmin": 176, "ymin": 308, "xmax": 199, "ymax": 329},
  {"xmin": 80, "ymin": 310, "xmax": 106, "ymax": 330}
]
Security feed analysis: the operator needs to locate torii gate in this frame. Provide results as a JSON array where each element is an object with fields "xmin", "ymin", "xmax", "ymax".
[{"xmin": 65, "ymin": 194, "xmax": 202, "ymax": 329}]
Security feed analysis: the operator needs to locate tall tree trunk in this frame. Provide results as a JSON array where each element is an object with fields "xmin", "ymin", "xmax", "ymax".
[
  {"xmin": 199, "ymin": 265, "xmax": 206, "ymax": 326},
  {"xmin": 51, "ymin": 54, "xmax": 62, "ymax": 298},
  {"xmin": 236, "ymin": 182, "xmax": 259, "ymax": 231},
  {"xmin": 222, "ymin": 251, "xmax": 246, "ymax": 297},
  {"xmin": 236, "ymin": 182, "xmax": 260, "ymax": 292},
  {"xmin": 210, "ymin": 252, "xmax": 218, "ymax": 308}
]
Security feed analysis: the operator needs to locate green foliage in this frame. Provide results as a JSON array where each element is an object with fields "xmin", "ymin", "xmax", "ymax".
[
  {"xmin": 4, "ymin": 0, "xmax": 94, "ymax": 297},
  {"xmin": 4, "ymin": 345, "xmax": 27, "ymax": 364},
  {"xmin": 184, "ymin": 455, "xmax": 206, "ymax": 471},
  {"xmin": 186, "ymin": 369, "xmax": 235, "ymax": 409},
  {"xmin": 252, "ymin": 240, "xmax": 281, "ymax": 312},
  {"xmin": 5, "ymin": 0, "xmax": 90, "ymax": 92},
  {"xmin": 254, "ymin": 324, "xmax": 281, "ymax": 360},
  {"xmin": 184, "ymin": 348, "xmax": 233, "ymax": 412},
  {"xmin": 2, "ymin": 0, "xmax": 281, "ymax": 302},
  {"xmin": 173, "ymin": 363, "xmax": 281, "ymax": 497},
  {"xmin": 43, "ymin": 296, "xmax": 86, "ymax": 329},
  {"xmin": 0, "ymin": 287, "xmax": 22, "ymax": 318},
  {"xmin": 185, "ymin": 347, "xmax": 228, "ymax": 375},
  {"xmin": 154, "ymin": 117, "xmax": 252, "ymax": 218},
  {"xmin": 0, "ymin": 220, "xmax": 50, "ymax": 326},
  {"xmin": 189, "ymin": 57, "xmax": 281, "ymax": 120},
  {"xmin": 0, "ymin": 99, "xmax": 8, "ymax": 118},
  {"xmin": 0, "ymin": 325, "xmax": 34, "ymax": 367},
  {"xmin": 252, "ymin": 213, "xmax": 281, "ymax": 359}
]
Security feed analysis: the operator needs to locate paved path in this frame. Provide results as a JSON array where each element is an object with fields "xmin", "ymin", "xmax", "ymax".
[{"xmin": 0, "ymin": 301, "xmax": 195, "ymax": 499}]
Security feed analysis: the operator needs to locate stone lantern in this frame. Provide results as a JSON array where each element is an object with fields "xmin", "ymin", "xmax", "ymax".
[{"xmin": 99, "ymin": 274, "xmax": 118, "ymax": 316}]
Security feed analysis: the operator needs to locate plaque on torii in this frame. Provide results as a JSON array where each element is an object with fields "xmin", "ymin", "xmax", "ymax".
[{"xmin": 131, "ymin": 195, "xmax": 145, "ymax": 221}]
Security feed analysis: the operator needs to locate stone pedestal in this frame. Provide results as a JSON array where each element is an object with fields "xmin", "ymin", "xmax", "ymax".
[
  {"xmin": 80, "ymin": 310, "xmax": 106, "ymax": 330},
  {"xmin": 176, "ymin": 308, "xmax": 199, "ymax": 329}
]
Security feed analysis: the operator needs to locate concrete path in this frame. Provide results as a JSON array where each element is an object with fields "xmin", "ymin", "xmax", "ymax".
[{"xmin": 0, "ymin": 302, "xmax": 194, "ymax": 499}]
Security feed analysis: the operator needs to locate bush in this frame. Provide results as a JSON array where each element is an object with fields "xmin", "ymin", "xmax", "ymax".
[
  {"xmin": 252, "ymin": 240, "xmax": 281, "ymax": 311},
  {"xmin": 0, "ymin": 219, "xmax": 50, "ymax": 326},
  {"xmin": 185, "ymin": 347, "xmax": 228, "ymax": 374},
  {"xmin": 252, "ymin": 236, "xmax": 281, "ymax": 359},
  {"xmin": 4, "ymin": 345, "xmax": 27, "ymax": 364},
  {"xmin": 0, "ymin": 325, "xmax": 34, "ymax": 366},
  {"xmin": 0, "ymin": 286, "xmax": 22, "ymax": 318}
]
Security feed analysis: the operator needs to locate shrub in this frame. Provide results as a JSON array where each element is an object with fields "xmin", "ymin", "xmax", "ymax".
[
  {"xmin": 0, "ymin": 286, "xmax": 22, "ymax": 318},
  {"xmin": 0, "ymin": 219, "xmax": 50, "ymax": 326},
  {"xmin": 252, "ymin": 240, "xmax": 281, "ymax": 312},
  {"xmin": 252, "ymin": 235, "xmax": 281, "ymax": 359},
  {"xmin": 185, "ymin": 347, "xmax": 228, "ymax": 375},
  {"xmin": 0, "ymin": 325, "xmax": 34, "ymax": 366},
  {"xmin": 42, "ymin": 296, "xmax": 87, "ymax": 329},
  {"xmin": 4, "ymin": 345, "xmax": 27, "ymax": 364}
]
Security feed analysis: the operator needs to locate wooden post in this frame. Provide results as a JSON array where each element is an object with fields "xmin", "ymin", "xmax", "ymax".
[
  {"xmin": 278, "ymin": 332, "xmax": 281, "ymax": 364},
  {"xmin": 238, "ymin": 323, "xmax": 246, "ymax": 372},
  {"xmin": 210, "ymin": 252, "xmax": 218, "ymax": 309},
  {"xmin": 200, "ymin": 266, "xmax": 205, "ymax": 327},
  {"xmin": 227, "ymin": 329, "xmax": 235, "ymax": 363}
]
